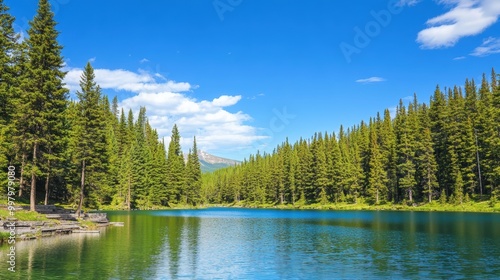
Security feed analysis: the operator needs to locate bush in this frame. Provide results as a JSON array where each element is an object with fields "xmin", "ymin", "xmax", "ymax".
[{"xmin": 439, "ymin": 189, "xmax": 447, "ymax": 205}]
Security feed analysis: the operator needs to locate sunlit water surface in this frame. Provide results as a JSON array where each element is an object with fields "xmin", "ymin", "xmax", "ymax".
[{"xmin": 1, "ymin": 208, "xmax": 500, "ymax": 279}]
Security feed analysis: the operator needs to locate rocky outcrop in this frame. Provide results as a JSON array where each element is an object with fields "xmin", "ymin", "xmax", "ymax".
[{"xmin": 1, "ymin": 205, "xmax": 117, "ymax": 242}]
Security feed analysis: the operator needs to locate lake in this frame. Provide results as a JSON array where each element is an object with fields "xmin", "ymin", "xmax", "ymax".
[{"xmin": 1, "ymin": 208, "xmax": 500, "ymax": 279}]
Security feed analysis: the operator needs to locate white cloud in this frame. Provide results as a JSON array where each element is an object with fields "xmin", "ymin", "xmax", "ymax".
[
  {"xmin": 140, "ymin": 58, "xmax": 149, "ymax": 63},
  {"xmin": 356, "ymin": 77, "xmax": 386, "ymax": 83},
  {"xmin": 470, "ymin": 36, "xmax": 500, "ymax": 56},
  {"xmin": 64, "ymin": 67, "xmax": 266, "ymax": 156},
  {"xmin": 453, "ymin": 56, "xmax": 467, "ymax": 60},
  {"xmin": 417, "ymin": 0, "xmax": 500, "ymax": 49},
  {"xmin": 89, "ymin": 57, "xmax": 96, "ymax": 63},
  {"xmin": 120, "ymin": 91, "xmax": 267, "ymax": 153},
  {"xmin": 64, "ymin": 68, "xmax": 192, "ymax": 93},
  {"xmin": 212, "ymin": 95, "xmax": 241, "ymax": 107}
]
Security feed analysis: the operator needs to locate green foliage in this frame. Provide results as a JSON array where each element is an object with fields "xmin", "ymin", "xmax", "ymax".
[
  {"xmin": 0, "ymin": 1, "xmax": 18, "ymax": 176},
  {"xmin": 12, "ymin": 0, "xmax": 68, "ymax": 211},
  {"xmin": 367, "ymin": 123, "xmax": 388, "ymax": 204},
  {"xmin": 439, "ymin": 189, "xmax": 447, "ymax": 205},
  {"xmin": 185, "ymin": 137, "xmax": 202, "ymax": 205},
  {"xmin": 203, "ymin": 70, "xmax": 499, "ymax": 208},
  {"xmin": 0, "ymin": 0, "xmax": 497, "ymax": 211},
  {"xmin": 166, "ymin": 125, "xmax": 186, "ymax": 204},
  {"xmin": 71, "ymin": 62, "xmax": 108, "ymax": 214}
]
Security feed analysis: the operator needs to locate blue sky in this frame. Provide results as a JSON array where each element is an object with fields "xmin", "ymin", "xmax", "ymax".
[{"xmin": 7, "ymin": 0, "xmax": 500, "ymax": 160}]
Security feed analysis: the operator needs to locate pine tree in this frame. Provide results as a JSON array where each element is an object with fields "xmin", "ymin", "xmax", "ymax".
[
  {"xmin": 368, "ymin": 125, "xmax": 387, "ymax": 204},
  {"xmin": 416, "ymin": 125, "xmax": 438, "ymax": 203},
  {"xmin": 488, "ymin": 69, "xmax": 500, "ymax": 196},
  {"xmin": 14, "ymin": 0, "xmax": 68, "ymax": 211},
  {"xmin": 429, "ymin": 87, "xmax": 452, "ymax": 197},
  {"xmin": 395, "ymin": 101, "xmax": 417, "ymax": 203},
  {"xmin": 0, "ymin": 0, "xmax": 17, "ymax": 184},
  {"xmin": 282, "ymin": 138, "xmax": 297, "ymax": 204},
  {"xmin": 311, "ymin": 133, "xmax": 329, "ymax": 203},
  {"xmin": 73, "ymin": 62, "xmax": 108, "ymax": 216},
  {"xmin": 269, "ymin": 146, "xmax": 285, "ymax": 204},
  {"xmin": 166, "ymin": 124, "xmax": 185, "ymax": 204},
  {"xmin": 101, "ymin": 102, "xmax": 119, "ymax": 205},
  {"xmin": 328, "ymin": 133, "xmax": 342, "ymax": 203},
  {"xmin": 185, "ymin": 137, "xmax": 202, "ymax": 205},
  {"xmin": 116, "ymin": 109, "xmax": 136, "ymax": 209},
  {"xmin": 380, "ymin": 109, "xmax": 397, "ymax": 202},
  {"xmin": 150, "ymin": 137, "xmax": 169, "ymax": 206},
  {"xmin": 447, "ymin": 85, "xmax": 477, "ymax": 198},
  {"xmin": 131, "ymin": 107, "xmax": 148, "ymax": 208},
  {"xmin": 295, "ymin": 139, "xmax": 313, "ymax": 203}
]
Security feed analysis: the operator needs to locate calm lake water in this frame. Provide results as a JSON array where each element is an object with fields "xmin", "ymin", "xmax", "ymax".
[{"xmin": 1, "ymin": 208, "xmax": 500, "ymax": 279}]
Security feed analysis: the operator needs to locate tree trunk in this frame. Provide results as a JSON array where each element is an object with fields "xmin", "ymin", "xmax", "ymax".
[
  {"xmin": 428, "ymin": 173, "xmax": 432, "ymax": 203},
  {"xmin": 44, "ymin": 171, "xmax": 50, "ymax": 205},
  {"xmin": 409, "ymin": 188, "xmax": 413, "ymax": 203},
  {"xmin": 127, "ymin": 176, "xmax": 131, "ymax": 210},
  {"xmin": 30, "ymin": 142, "xmax": 38, "ymax": 212},
  {"xmin": 44, "ymin": 160, "xmax": 51, "ymax": 205},
  {"xmin": 376, "ymin": 189, "xmax": 379, "ymax": 204},
  {"xmin": 76, "ymin": 160, "xmax": 86, "ymax": 218},
  {"xmin": 18, "ymin": 153, "xmax": 26, "ymax": 197}
]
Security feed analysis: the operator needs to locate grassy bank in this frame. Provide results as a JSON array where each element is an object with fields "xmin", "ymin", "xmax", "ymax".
[
  {"xmin": 224, "ymin": 200, "xmax": 500, "ymax": 213},
  {"xmin": 0, "ymin": 208, "xmax": 49, "ymax": 221},
  {"xmin": 50, "ymin": 200, "xmax": 500, "ymax": 213}
]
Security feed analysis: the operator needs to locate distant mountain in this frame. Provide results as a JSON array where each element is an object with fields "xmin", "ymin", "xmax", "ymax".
[{"xmin": 184, "ymin": 150, "xmax": 240, "ymax": 173}]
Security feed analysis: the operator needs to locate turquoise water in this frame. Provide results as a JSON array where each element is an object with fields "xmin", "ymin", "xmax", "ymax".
[{"xmin": 1, "ymin": 208, "xmax": 500, "ymax": 279}]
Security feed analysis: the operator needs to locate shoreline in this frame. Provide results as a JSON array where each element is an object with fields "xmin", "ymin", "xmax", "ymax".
[{"xmin": 97, "ymin": 200, "xmax": 500, "ymax": 213}]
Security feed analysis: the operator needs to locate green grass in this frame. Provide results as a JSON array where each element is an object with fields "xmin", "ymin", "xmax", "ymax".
[
  {"xmin": 0, "ymin": 208, "xmax": 50, "ymax": 221},
  {"xmin": 0, "ymin": 231, "xmax": 10, "ymax": 241},
  {"xmin": 216, "ymin": 200, "xmax": 500, "ymax": 213},
  {"xmin": 79, "ymin": 220, "xmax": 98, "ymax": 230}
]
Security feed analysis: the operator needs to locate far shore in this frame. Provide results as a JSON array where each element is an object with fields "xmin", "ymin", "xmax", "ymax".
[{"xmin": 96, "ymin": 200, "xmax": 500, "ymax": 213}]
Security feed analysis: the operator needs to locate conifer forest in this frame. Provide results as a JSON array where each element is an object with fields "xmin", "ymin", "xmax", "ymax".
[{"xmin": 1, "ymin": 0, "xmax": 500, "ymax": 211}]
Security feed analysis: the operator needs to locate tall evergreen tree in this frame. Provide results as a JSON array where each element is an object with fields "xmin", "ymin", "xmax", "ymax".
[
  {"xmin": 166, "ymin": 124, "xmax": 185, "ymax": 204},
  {"xmin": 14, "ymin": 0, "xmax": 68, "ymax": 211},
  {"xmin": 185, "ymin": 137, "xmax": 202, "ymax": 205},
  {"xmin": 395, "ymin": 101, "xmax": 417, "ymax": 203},
  {"xmin": 380, "ymin": 109, "xmax": 397, "ymax": 202},
  {"xmin": 368, "ymin": 124, "xmax": 387, "ymax": 204},
  {"xmin": 311, "ymin": 133, "xmax": 329, "ymax": 203},
  {"xmin": 73, "ymin": 62, "xmax": 108, "ymax": 216},
  {"xmin": 0, "ymin": 0, "xmax": 17, "ymax": 185},
  {"xmin": 416, "ymin": 125, "xmax": 439, "ymax": 203},
  {"xmin": 131, "ymin": 107, "xmax": 148, "ymax": 207},
  {"xmin": 429, "ymin": 86, "xmax": 453, "ymax": 196}
]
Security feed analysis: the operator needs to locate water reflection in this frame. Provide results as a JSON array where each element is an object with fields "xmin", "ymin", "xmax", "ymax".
[
  {"xmin": 0, "ymin": 231, "xmax": 101, "ymax": 280},
  {"xmin": 1, "ymin": 209, "xmax": 499, "ymax": 279}
]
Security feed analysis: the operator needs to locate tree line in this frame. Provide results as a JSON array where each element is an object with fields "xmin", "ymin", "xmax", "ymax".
[
  {"xmin": 0, "ymin": 0, "xmax": 202, "ymax": 211},
  {"xmin": 202, "ymin": 71, "xmax": 500, "ymax": 206}
]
